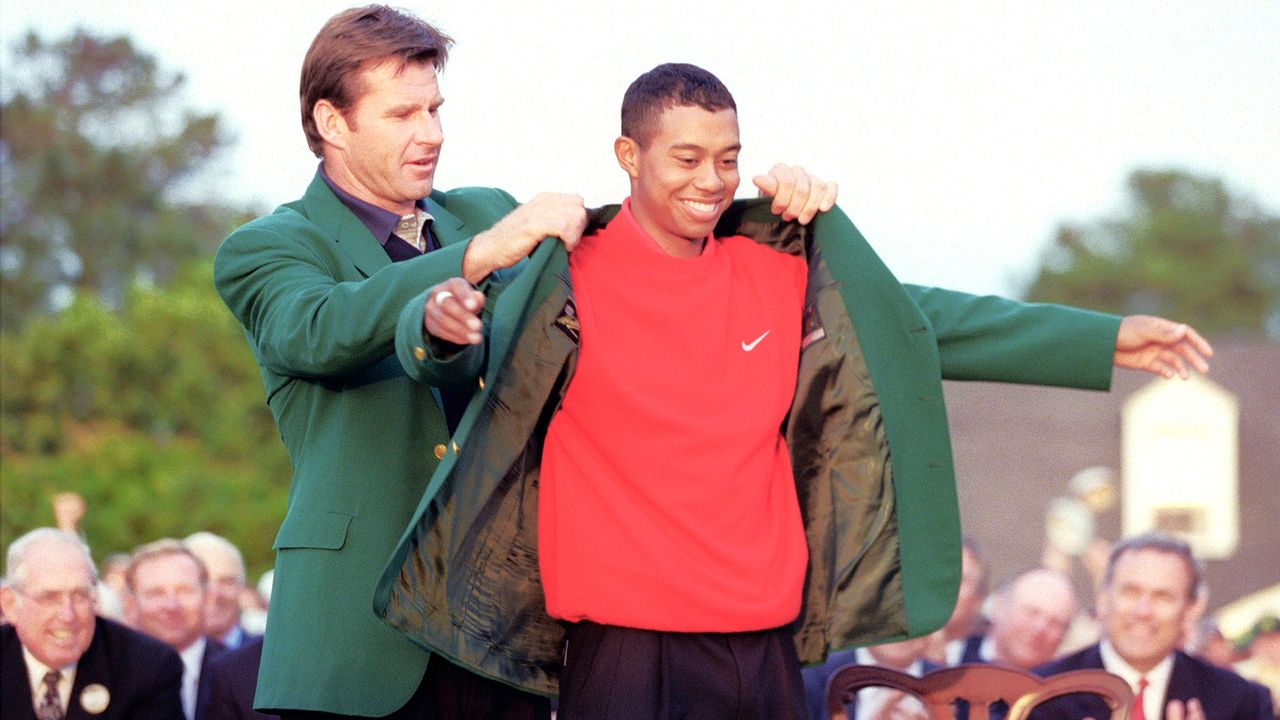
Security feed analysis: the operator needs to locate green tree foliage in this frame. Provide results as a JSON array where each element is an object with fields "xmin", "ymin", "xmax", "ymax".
[
  {"xmin": 1, "ymin": 29, "xmax": 237, "ymax": 330},
  {"xmin": 1, "ymin": 263, "xmax": 290, "ymax": 576},
  {"xmin": 1023, "ymin": 169, "xmax": 1280, "ymax": 339},
  {"xmin": 1, "ymin": 29, "xmax": 285, "ymax": 576}
]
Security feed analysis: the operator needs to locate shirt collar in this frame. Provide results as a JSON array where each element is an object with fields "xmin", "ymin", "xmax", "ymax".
[
  {"xmin": 318, "ymin": 162, "xmax": 433, "ymax": 246},
  {"xmin": 1099, "ymin": 639, "xmax": 1174, "ymax": 716},
  {"xmin": 21, "ymin": 646, "xmax": 77, "ymax": 710},
  {"xmin": 618, "ymin": 198, "xmax": 716, "ymax": 259},
  {"xmin": 179, "ymin": 636, "xmax": 207, "ymax": 671}
]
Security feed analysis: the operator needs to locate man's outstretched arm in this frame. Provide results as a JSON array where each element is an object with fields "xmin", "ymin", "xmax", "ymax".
[{"xmin": 1114, "ymin": 315, "xmax": 1213, "ymax": 379}]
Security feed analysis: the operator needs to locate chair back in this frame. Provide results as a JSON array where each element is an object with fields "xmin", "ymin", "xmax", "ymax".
[{"xmin": 825, "ymin": 663, "xmax": 1132, "ymax": 720}]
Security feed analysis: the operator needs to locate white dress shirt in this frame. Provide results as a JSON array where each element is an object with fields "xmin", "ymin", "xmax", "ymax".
[
  {"xmin": 178, "ymin": 636, "xmax": 208, "ymax": 720},
  {"xmin": 21, "ymin": 646, "xmax": 76, "ymax": 715},
  {"xmin": 1100, "ymin": 639, "xmax": 1175, "ymax": 720}
]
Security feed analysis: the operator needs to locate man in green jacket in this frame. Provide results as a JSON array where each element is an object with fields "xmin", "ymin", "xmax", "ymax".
[
  {"xmin": 213, "ymin": 8, "xmax": 834, "ymax": 719},
  {"xmin": 377, "ymin": 64, "xmax": 1211, "ymax": 713}
]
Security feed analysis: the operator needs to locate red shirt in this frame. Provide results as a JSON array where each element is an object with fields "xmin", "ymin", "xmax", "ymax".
[{"xmin": 539, "ymin": 201, "xmax": 809, "ymax": 632}]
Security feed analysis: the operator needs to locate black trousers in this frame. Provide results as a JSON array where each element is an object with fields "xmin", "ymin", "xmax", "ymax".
[
  {"xmin": 275, "ymin": 656, "xmax": 550, "ymax": 720},
  {"xmin": 558, "ymin": 621, "xmax": 809, "ymax": 720}
]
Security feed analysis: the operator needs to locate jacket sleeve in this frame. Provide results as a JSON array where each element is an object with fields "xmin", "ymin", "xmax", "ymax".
[
  {"xmin": 394, "ymin": 286, "xmax": 487, "ymax": 386},
  {"xmin": 213, "ymin": 213, "xmax": 471, "ymax": 380},
  {"xmin": 904, "ymin": 284, "xmax": 1121, "ymax": 390}
]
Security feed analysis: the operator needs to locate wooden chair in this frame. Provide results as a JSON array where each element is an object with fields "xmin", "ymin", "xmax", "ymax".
[{"xmin": 825, "ymin": 663, "xmax": 1132, "ymax": 720}]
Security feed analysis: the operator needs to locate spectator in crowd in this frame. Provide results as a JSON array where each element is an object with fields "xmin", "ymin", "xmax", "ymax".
[
  {"xmin": 126, "ymin": 539, "xmax": 227, "ymax": 720},
  {"xmin": 927, "ymin": 538, "xmax": 989, "ymax": 664},
  {"xmin": 803, "ymin": 635, "xmax": 937, "ymax": 720},
  {"xmin": 1234, "ymin": 615, "xmax": 1280, "ymax": 715},
  {"xmin": 2, "ymin": 528, "xmax": 184, "ymax": 719},
  {"xmin": 954, "ymin": 567, "xmax": 1077, "ymax": 669},
  {"xmin": 183, "ymin": 532, "xmax": 258, "ymax": 650},
  {"xmin": 205, "ymin": 635, "xmax": 274, "ymax": 720},
  {"xmin": 1035, "ymin": 532, "xmax": 1273, "ymax": 719},
  {"xmin": 1188, "ymin": 617, "xmax": 1240, "ymax": 669}
]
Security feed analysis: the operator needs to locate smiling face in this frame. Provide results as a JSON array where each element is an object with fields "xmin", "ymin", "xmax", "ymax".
[
  {"xmin": 0, "ymin": 538, "xmax": 97, "ymax": 669},
  {"xmin": 317, "ymin": 59, "xmax": 443, "ymax": 214},
  {"xmin": 128, "ymin": 552, "xmax": 207, "ymax": 652},
  {"xmin": 1098, "ymin": 548, "xmax": 1195, "ymax": 673},
  {"xmin": 616, "ymin": 105, "xmax": 741, "ymax": 257}
]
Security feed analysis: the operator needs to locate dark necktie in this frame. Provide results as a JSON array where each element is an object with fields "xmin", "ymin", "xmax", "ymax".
[
  {"xmin": 1132, "ymin": 676, "xmax": 1149, "ymax": 720},
  {"xmin": 36, "ymin": 670, "xmax": 64, "ymax": 720}
]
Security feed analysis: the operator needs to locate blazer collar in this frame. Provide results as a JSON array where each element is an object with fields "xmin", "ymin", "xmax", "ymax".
[{"xmin": 300, "ymin": 172, "xmax": 469, "ymax": 277}]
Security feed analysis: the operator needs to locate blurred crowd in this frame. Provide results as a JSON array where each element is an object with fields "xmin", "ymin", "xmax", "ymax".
[
  {"xmin": 2, "ymin": 492, "xmax": 275, "ymax": 719},
  {"xmin": 4, "ymin": 492, "xmax": 1278, "ymax": 720},
  {"xmin": 805, "ymin": 536, "xmax": 1280, "ymax": 719}
]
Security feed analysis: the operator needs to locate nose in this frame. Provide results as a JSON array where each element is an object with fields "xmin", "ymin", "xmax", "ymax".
[
  {"xmin": 416, "ymin": 112, "xmax": 443, "ymax": 146},
  {"xmin": 692, "ymin": 161, "xmax": 725, "ymax": 193},
  {"xmin": 55, "ymin": 596, "xmax": 79, "ymax": 621}
]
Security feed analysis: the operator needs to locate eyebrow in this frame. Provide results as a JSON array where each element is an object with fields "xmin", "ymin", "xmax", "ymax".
[{"xmin": 669, "ymin": 143, "xmax": 742, "ymax": 153}]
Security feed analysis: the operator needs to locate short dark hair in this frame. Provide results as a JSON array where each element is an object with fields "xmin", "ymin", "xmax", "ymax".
[
  {"xmin": 300, "ymin": 5, "xmax": 453, "ymax": 157},
  {"xmin": 620, "ymin": 63, "xmax": 736, "ymax": 147},
  {"xmin": 1103, "ymin": 531, "xmax": 1202, "ymax": 601}
]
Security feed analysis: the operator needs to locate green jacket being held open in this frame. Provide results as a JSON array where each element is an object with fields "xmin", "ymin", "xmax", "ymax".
[{"xmin": 375, "ymin": 199, "xmax": 1121, "ymax": 696}]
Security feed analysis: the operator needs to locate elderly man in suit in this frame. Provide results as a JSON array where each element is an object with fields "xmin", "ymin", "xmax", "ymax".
[
  {"xmin": 1, "ymin": 528, "xmax": 184, "ymax": 719},
  {"xmin": 1035, "ymin": 532, "xmax": 1273, "ymax": 719},
  {"xmin": 182, "ymin": 533, "xmax": 256, "ymax": 651},
  {"xmin": 953, "ymin": 567, "xmax": 1078, "ymax": 670},
  {"xmin": 213, "ymin": 7, "xmax": 829, "ymax": 719}
]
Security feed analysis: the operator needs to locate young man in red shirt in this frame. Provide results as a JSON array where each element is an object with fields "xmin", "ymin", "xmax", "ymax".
[{"xmin": 402, "ymin": 64, "xmax": 1211, "ymax": 718}]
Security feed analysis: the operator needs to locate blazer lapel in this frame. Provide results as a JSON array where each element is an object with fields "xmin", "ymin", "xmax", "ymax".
[
  {"xmin": 427, "ymin": 191, "xmax": 467, "ymax": 248},
  {"xmin": 1, "ymin": 629, "xmax": 39, "ymax": 720},
  {"xmin": 65, "ymin": 621, "xmax": 111, "ymax": 720},
  {"xmin": 300, "ymin": 173, "xmax": 391, "ymax": 278}
]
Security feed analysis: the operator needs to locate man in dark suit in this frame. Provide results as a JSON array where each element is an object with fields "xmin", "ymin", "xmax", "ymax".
[
  {"xmin": 124, "ymin": 539, "xmax": 228, "ymax": 720},
  {"xmin": 205, "ymin": 637, "xmax": 276, "ymax": 720},
  {"xmin": 1, "ymin": 528, "xmax": 184, "ymax": 719},
  {"xmin": 1035, "ymin": 532, "xmax": 1273, "ymax": 719},
  {"xmin": 213, "ymin": 7, "xmax": 832, "ymax": 719}
]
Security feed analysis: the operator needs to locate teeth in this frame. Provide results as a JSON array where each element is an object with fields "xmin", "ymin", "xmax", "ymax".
[{"xmin": 683, "ymin": 200, "xmax": 716, "ymax": 213}]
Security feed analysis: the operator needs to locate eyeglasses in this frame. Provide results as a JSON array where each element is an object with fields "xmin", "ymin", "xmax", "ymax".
[{"xmin": 14, "ymin": 585, "xmax": 96, "ymax": 610}]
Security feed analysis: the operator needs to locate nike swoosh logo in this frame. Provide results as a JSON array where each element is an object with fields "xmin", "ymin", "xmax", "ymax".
[{"xmin": 741, "ymin": 330, "xmax": 771, "ymax": 352}]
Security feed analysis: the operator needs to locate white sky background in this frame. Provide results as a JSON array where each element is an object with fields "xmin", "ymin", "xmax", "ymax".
[{"xmin": 3, "ymin": 0, "xmax": 1278, "ymax": 295}]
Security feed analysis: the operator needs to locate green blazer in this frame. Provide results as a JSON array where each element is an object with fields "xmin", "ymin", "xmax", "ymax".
[
  {"xmin": 212, "ymin": 172, "xmax": 517, "ymax": 715},
  {"xmin": 375, "ymin": 200, "xmax": 1122, "ymax": 696}
]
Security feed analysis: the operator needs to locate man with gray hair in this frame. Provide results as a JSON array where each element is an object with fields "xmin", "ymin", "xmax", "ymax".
[
  {"xmin": 954, "ymin": 567, "xmax": 1078, "ymax": 669},
  {"xmin": 1, "ymin": 528, "xmax": 183, "ymax": 719},
  {"xmin": 184, "ymin": 532, "xmax": 257, "ymax": 650},
  {"xmin": 1035, "ymin": 532, "xmax": 1273, "ymax": 719}
]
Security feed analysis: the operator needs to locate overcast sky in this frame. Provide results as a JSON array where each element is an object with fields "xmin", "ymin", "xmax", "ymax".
[{"xmin": 4, "ymin": 0, "xmax": 1278, "ymax": 295}]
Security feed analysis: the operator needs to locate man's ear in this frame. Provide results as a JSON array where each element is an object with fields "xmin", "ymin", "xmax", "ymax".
[
  {"xmin": 0, "ymin": 586, "xmax": 16, "ymax": 618},
  {"xmin": 615, "ymin": 136, "xmax": 641, "ymax": 179},
  {"xmin": 314, "ymin": 99, "xmax": 350, "ymax": 151}
]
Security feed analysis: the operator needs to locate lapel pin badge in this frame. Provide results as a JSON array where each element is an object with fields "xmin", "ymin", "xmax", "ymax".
[{"xmin": 80, "ymin": 683, "xmax": 110, "ymax": 714}]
